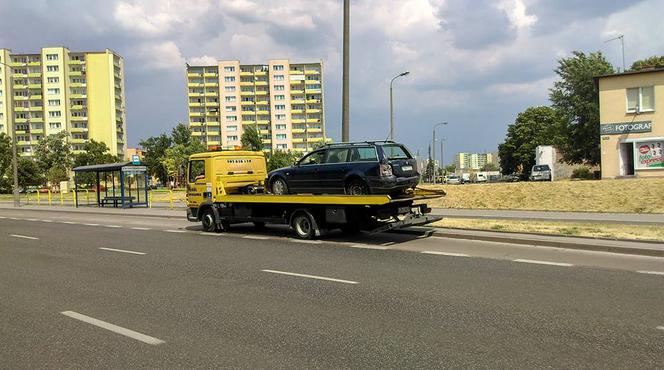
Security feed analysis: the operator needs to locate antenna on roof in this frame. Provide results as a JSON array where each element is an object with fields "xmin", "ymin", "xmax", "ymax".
[{"xmin": 604, "ymin": 34, "xmax": 625, "ymax": 72}]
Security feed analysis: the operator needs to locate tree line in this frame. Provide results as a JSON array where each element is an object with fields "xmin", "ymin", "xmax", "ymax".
[{"xmin": 498, "ymin": 52, "xmax": 663, "ymax": 177}]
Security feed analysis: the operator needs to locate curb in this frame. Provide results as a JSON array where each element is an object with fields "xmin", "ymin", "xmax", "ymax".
[
  {"xmin": 393, "ymin": 228, "xmax": 664, "ymax": 258},
  {"xmin": 0, "ymin": 206, "xmax": 184, "ymax": 220}
]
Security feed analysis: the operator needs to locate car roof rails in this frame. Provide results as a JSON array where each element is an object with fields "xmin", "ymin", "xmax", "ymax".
[{"xmin": 323, "ymin": 140, "xmax": 397, "ymax": 148}]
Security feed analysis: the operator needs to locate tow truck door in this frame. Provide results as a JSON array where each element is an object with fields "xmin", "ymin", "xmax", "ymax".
[{"xmin": 187, "ymin": 157, "xmax": 210, "ymax": 208}]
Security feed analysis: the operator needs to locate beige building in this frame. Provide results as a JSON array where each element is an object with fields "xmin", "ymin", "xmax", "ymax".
[
  {"xmin": 186, "ymin": 59, "xmax": 327, "ymax": 153},
  {"xmin": 454, "ymin": 152, "xmax": 493, "ymax": 171},
  {"xmin": 0, "ymin": 47, "xmax": 126, "ymax": 157},
  {"xmin": 597, "ymin": 68, "xmax": 664, "ymax": 178}
]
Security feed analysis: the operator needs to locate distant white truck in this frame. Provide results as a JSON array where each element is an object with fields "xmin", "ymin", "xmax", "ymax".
[{"xmin": 535, "ymin": 145, "xmax": 556, "ymax": 181}]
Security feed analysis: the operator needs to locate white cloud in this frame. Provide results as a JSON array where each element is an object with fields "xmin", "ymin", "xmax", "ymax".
[
  {"xmin": 134, "ymin": 41, "xmax": 184, "ymax": 70},
  {"xmin": 189, "ymin": 55, "xmax": 218, "ymax": 65},
  {"xmin": 498, "ymin": 0, "xmax": 537, "ymax": 30}
]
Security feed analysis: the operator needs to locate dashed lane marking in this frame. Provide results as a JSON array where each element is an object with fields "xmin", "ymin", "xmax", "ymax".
[
  {"xmin": 241, "ymin": 235, "xmax": 271, "ymax": 240},
  {"xmin": 105, "ymin": 225, "xmax": 122, "ymax": 228},
  {"xmin": 164, "ymin": 229, "xmax": 186, "ymax": 233},
  {"xmin": 10, "ymin": 234, "xmax": 39, "ymax": 240},
  {"xmin": 130, "ymin": 227, "xmax": 151, "ymax": 231},
  {"xmin": 60, "ymin": 311, "xmax": 164, "ymax": 345},
  {"xmin": 347, "ymin": 244, "xmax": 389, "ymax": 250},
  {"xmin": 290, "ymin": 239, "xmax": 323, "ymax": 244},
  {"xmin": 83, "ymin": 223, "xmax": 100, "ymax": 226},
  {"xmin": 421, "ymin": 251, "xmax": 471, "ymax": 257},
  {"xmin": 261, "ymin": 269, "xmax": 358, "ymax": 284},
  {"xmin": 657, "ymin": 326, "xmax": 664, "ymax": 331},
  {"xmin": 513, "ymin": 259, "xmax": 573, "ymax": 267},
  {"xmin": 99, "ymin": 247, "xmax": 146, "ymax": 255},
  {"xmin": 637, "ymin": 270, "xmax": 664, "ymax": 276}
]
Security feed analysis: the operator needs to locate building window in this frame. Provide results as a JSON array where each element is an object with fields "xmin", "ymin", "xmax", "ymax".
[
  {"xmin": 227, "ymin": 135, "xmax": 238, "ymax": 141},
  {"xmin": 224, "ymin": 86, "xmax": 236, "ymax": 92},
  {"xmin": 227, "ymin": 125, "xmax": 237, "ymax": 132},
  {"xmin": 225, "ymin": 106, "xmax": 236, "ymax": 112},
  {"xmin": 273, "ymin": 65, "xmax": 284, "ymax": 71},
  {"xmin": 274, "ymin": 75, "xmax": 285, "ymax": 81},
  {"xmin": 224, "ymin": 76, "xmax": 236, "ymax": 82},
  {"xmin": 226, "ymin": 116, "xmax": 237, "ymax": 121},
  {"xmin": 224, "ymin": 66, "xmax": 235, "ymax": 72},
  {"xmin": 274, "ymin": 85, "xmax": 285, "ymax": 91},
  {"xmin": 225, "ymin": 96, "xmax": 236, "ymax": 102},
  {"xmin": 48, "ymin": 99, "xmax": 60, "ymax": 106},
  {"xmin": 275, "ymin": 114, "xmax": 286, "ymax": 120},
  {"xmin": 276, "ymin": 134, "xmax": 287, "ymax": 140},
  {"xmin": 47, "ymin": 88, "xmax": 60, "ymax": 95},
  {"xmin": 275, "ymin": 124, "xmax": 287, "ymax": 130},
  {"xmin": 47, "ymin": 77, "xmax": 59, "ymax": 83},
  {"xmin": 275, "ymin": 95, "xmax": 285, "ymax": 101},
  {"xmin": 627, "ymin": 86, "xmax": 655, "ymax": 112},
  {"xmin": 276, "ymin": 143, "xmax": 287, "ymax": 149},
  {"xmin": 46, "ymin": 65, "xmax": 59, "ymax": 72},
  {"xmin": 46, "ymin": 54, "xmax": 58, "ymax": 61},
  {"xmin": 49, "ymin": 111, "xmax": 62, "ymax": 118},
  {"xmin": 275, "ymin": 104, "xmax": 286, "ymax": 110}
]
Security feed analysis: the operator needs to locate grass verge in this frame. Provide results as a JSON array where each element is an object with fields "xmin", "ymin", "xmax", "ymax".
[{"xmin": 432, "ymin": 218, "xmax": 664, "ymax": 242}]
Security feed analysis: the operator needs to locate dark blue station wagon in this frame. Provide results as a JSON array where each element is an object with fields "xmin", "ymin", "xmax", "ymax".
[{"xmin": 267, "ymin": 141, "xmax": 420, "ymax": 195}]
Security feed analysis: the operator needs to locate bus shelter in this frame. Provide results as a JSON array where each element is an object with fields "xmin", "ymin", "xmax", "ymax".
[{"xmin": 72, "ymin": 162, "xmax": 149, "ymax": 208}]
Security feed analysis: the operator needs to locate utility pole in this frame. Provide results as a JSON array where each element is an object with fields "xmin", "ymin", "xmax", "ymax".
[
  {"xmin": 432, "ymin": 122, "xmax": 447, "ymax": 185},
  {"xmin": 605, "ymin": 34, "xmax": 625, "ymax": 72},
  {"xmin": 389, "ymin": 71, "xmax": 409, "ymax": 141},
  {"xmin": 1, "ymin": 58, "xmax": 20, "ymax": 207},
  {"xmin": 341, "ymin": 0, "xmax": 350, "ymax": 142}
]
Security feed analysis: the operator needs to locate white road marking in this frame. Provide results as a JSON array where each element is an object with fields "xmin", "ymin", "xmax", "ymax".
[
  {"xmin": 83, "ymin": 223, "xmax": 100, "ymax": 226},
  {"xmin": 60, "ymin": 311, "xmax": 164, "ymax": 345},
  {"xmin": 421, "ymin": 251, "xmax": 471, "ymax": 257},
  {"xmin": 347, "ymin": 244, "xmax": 389, "ymax": 250},
  {"xmin": 657, "ymin": 326, "xmax": 664, "ymax": 331},
  {"xmin": 99, "ymin": 247, "xmax": 146, "ymax": 255},
  {"xmin": 10, "ymin": 234, "xmax": 39, "ymax": 240},
  {"xmin": 380, "ymin": 241, "xmax": 396, "ymax": 246},
  {"xmin": 261, "ymin": 269, "xmax": 358, "ymax": 284},
  {"xmin": 42, "ymin": 220, "xmax": 53, "ymax": 223},
  {"xmin": 9, "ymin": 217, "xmax": 18, "ymax": 220},
  {"xmin": 637, "ymin": 270, "xmax": 664, "ymax": 276},
  {"xmin": 0, "ymin": 216, "xmax": 6, "ymax": 219},
  {"xmin": 164, "ymin": 229, "xmax": 186, "ymax": 233},
  {"xmin": 105, "ymin": 225, "xmax": 122, "ymax": 228},
  {"xmin": 61, "ymin": 221, "xmax": 78, "ymax": 224},
  {"xmin": 130, "ymin": 227, "xmax": 151, "ymax": 231},
  {"xmin": 290, "ymin": 239, "xmax": 323, "ymax": 244},
  {"xmin": 513, "ymin": 259, "xmax": 573, "ymax": 267},
  {"xmin": 26, "ymin": 218, "xmax": 39, "ymax": 221},
  {"xmin": 242, "ymin": 235, "xmax": 271, "ymax": 240},
  {"xmin": 198, "ymin": 232, "xmax": 221, "ymax": 236}
]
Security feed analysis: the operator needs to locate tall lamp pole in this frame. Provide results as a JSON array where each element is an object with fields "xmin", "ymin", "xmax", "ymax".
[
  {"xmin": 389, "ymin": 71, "xmax": 409, "ymax": 141},
  {"xmin": 432, "ymin": 122, "xmax": 447, "ymax": 185},
  {"xmin": 341, "ymin": 0, "xmax": 350, "ymax": 142},
  {"xmin": 1, "ymin": 58, "xmax": 20, "ymax": 207}
]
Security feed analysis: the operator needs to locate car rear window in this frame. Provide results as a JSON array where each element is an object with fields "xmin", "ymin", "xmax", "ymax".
[
  {"xmin": 380, "ymin": 144, "xmax": 411, "ymax": 160},
  {"xmin": 349, "ymin": 147, "xmax": 378, "ymax": 162},
  {"xmin": 533, "ymin": 165, "xmax": 550, "ymax": 171}
]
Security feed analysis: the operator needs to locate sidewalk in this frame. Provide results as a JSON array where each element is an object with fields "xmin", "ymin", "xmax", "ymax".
[
  {"xmin": 430, "ymin": 208, "xmax": 664, "ymax": 225},
  {"xmin": 1, "ymin": 204, "xmax": 662, "ymax": 257}
]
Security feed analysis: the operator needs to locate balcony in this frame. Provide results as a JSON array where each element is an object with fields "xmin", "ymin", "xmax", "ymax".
[
  {"xmin": 256, "ymin": 110, "xmax": 269, "ymax": 115},
  {"xmin": 28, "ymin": 83, "xmax": 41, "ymax": 89},
  {"xmin": 292, "ymin": 119, "xmax": 305, "ymax": 124},
  {"xmin": 190, "ymin": 112, "xmax": 203, "ymax": 117},
  {"xmin": 204, "ymin": 72, "xmax": 218, "ymax": 78},
  {"xmin": 292, "ymin": 128, "xmax": 305, "ymax": 134},
  {"xmin": 15, "ymin": 118, "xmax": 28, "ymax": 123},
  {"xmin": 17, "ymin": 140, "xmax": 31, "ymax": 146},
  {"xmin": 255, "ymin": 100, "xmax": 269, "ymax": 106},
  {"xmin": 28, "ymin": 95, "xmax": 42, "ymax": 100},
  {"xmin": 187, "ymin": 72, "xmax": 203, "ymax": 77},
  {"xmin": 240, "ymin": 91, "xmax": 254, "ymax": 96},
  {"xmin": 14, "ymin": 96, "xmax": 28, "ymax": 101},
  {"xmin": 240, "ymin": 71, "xmax": 253, "ymax": 76},
  {"xmin": 70, "ymin": 82, "xmax": 86, "ymax": 88},
  {"xmin": 306, "ymin": 118, "xmax": 321, "ymax": 123},
  {"xmin": 14, "ymin": 107, "xmax": 28, "ymax": 112},
  {"xmin": 290, "ymin": 79, "xmax": 303, "ymax": 85},
  {"xmin": 71, "ymin": 138, "xmax": 86, "ymax": 144},
  {"xmin": 305, "ymin": 69, "xmax": 321, "ymax": 75},
  {"xmin": 289, "ymin": 69, "xmax": 304, "ymax": 75},
  {"xmin": 291, "ymin": 109, "xmax": 303, "ymax": 114},
  {"xmin": 29, "ymin": 106, "xmax": 43, "ymax": 111},
  {"xmin": 13, "ymin": 84, "xmax": 28, "ymax": 90},
  {"xmin": 28, "ymin": 61, "xmax": 41, "ymax": 66},
  {"xmin": 188, "ymin": 91, "xmax": 205, "ymax": 97},
  {"xmin": 70, "ymin": 116, "xmax": 87, "ymax": 121},
  {"xmin": 242, "ymin": 120, "xmax": 257, "ymax": 126},
  {"xmin": 240, "ymin": 81, "xmax": 253, "ymax": 87},
  {"xmin": 70, "ymin": 126, "xmax": 88, "ymax": 133},
  {"xmin": 254, "ymin": 81, "xmax": 268, "ymax": 86},
  {"xmin": 204, "ymin": 82, "xmax": 218, "ymax": 87},
  {"xmin": 31, "ymin": 117, "xmax": 44, "ymax": 123},
  {"xmin": 69, "ymin": 59, "xmax": 84, "ymax": 65},
  {"xmin": 188, "ymin": 82, "xmax": 204, "ymax": 88},
  {"xmin": 292, "ymin": 138, "xmax": 304, "ymax": 143},
  {"xmin": 291, "ymin": 89, "xmax": 304, "ymax": 95},
  {"xmin": 204, "ymin": 92, "xmax": 218, "ymax": 97},
  {"xmin": 305, "ymin": 88, "xmax": 322, "ymax": 94},
  {"xmin": 306, "ymin": 109, "xmax": 321, "ymax": 114},
  {"xmin": 240, "ymin": 100, "xmax": 255, "ymax": 106},
  {"xmin": 9, "ymin": 61, "xmax": 26, "ymax": 67},
  {"xmin": 70, "ymin": 105, "xmax": 86, "ymax": 110},
  {"xmin": 191, "ymin": 131, "xmax": 204, "ymax": 136},
  {"xmin": 255, "ymin": 90, "xmax": 268, "ymax": 96},
  {"xmin": 28, "ymin": 72, "xmax": 41, "ymax": 78},
  {"xmin": 69, "ymin": 71, "xmax": 82, "ymax": 77},
  {"xmin": 254, "ymin": 71, "xmax": 267, "ymax": 77},
  {"xmin": 206, "ymin": 140, "xmax": 221, "ymax": 146},
  {"xmin": 308, "ymin": 128, "xmax": 322, "ymax": 133},
  {"xmin": 69, "ymin": 93, "xmax": 86, "ymax": 99},
  {"xmin": 257, "ymin": 120, "xmax": 270, "ymax": 125},
  {"xmin": 306, "ymin": 99, "xmax": 321, "ymax": 104},
  {"xmin": 189, "ymin": 102, "xmax": 203, "ymax": 107},
  {"xmin": 291, "ymin": 99, "xmax": 305, "ymax": 104}
]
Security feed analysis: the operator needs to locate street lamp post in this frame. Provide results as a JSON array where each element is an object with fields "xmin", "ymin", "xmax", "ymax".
[
  {"xmin": 0, "ymin": 58, "xmax": 20, "ymax": 207},
  {"xmin": 341, "ymin": 0, "xmax": 350, "ymax": 142},
  {"xmin": 432, "ymin": 122, "xmax": 447, "ymax": 185},
  {"xmin": 389, "ymin": 71, "xmax": 409, "ymax": 141}
]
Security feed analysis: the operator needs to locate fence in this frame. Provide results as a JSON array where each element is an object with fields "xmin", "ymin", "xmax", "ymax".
[{"xmin": 13, "ymin": 189, "xmax": 187, "ymax": 209}]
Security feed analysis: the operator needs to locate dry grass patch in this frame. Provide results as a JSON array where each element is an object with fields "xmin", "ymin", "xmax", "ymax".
[
  {"xmin": 433, "ymin": 218, "xmax": 664, "ymax": 242},
  {"xmin": 419, "ymin": 178, "xmax": 664, "ymax": 213}
]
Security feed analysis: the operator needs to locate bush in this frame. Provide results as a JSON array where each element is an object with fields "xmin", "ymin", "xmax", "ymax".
[{"xmin": 571, "ymin": 167, "xmax": 593, "ymax": 180}]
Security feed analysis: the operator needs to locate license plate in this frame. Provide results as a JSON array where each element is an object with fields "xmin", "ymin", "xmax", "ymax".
[
  {"xmin": 402, "ymin": 166, "xmax": 413, "ymax": 171},
  {"xmin": 398, "ymin": 206, "xmax": 411, "ymax": 214}
]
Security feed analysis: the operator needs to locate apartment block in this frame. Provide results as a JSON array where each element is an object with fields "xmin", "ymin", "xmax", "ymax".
[
  {"xmin": 186, "ymin": 59, "xmax": 326, "ymax": 152},
  {"xmin": 454, "ymin": 152, "xmax": 493, "ymax": 171},
  {"xmin": 0, "ymin": 47, "xmax": 126, "ymax": 157}
]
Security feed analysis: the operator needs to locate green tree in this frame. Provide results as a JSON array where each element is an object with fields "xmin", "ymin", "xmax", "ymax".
[
  {"xmin": 267, "ymin": 150, "xmax": 301, "ymax": 172},
  {"xmin": 480, "ymin": 163, "xmax": 499, "ymax": 172},
  {"xmin": 139, "ymin": 134, "xmax": 172, "ymax": 186},
  {"xmin": 498, "ymin": 106, "xmax": 564, "ymax": 176},
  {"xmin": 171, "ymin": 122, "xmax": 192, "ymax": 146},
  {"xmin": 17, "ymin": 157, "xmax": 42, "ymax": 189},
  {"xmin": 162, "ymin": 140, "xmax": 207, "ymax": 186},
  {"xmin": 0, "ymin": 133, "xmax": 12, "ymax": 192},
  {"xmin": 73, "ymin": 140, "xmax": 117, "ymax": 187},
  {"xmin": 631, "ymin": 56, "xmax": 664, "ymax": 71},
  {"xmin": 444, "ymin": 164, "xmax": 456, "ymax": 174},
  {"xmin": 425, "ymin": 159, "xmax": 435, "ymax": 182},
  {"xmin": 241, "ymin": 126, "xmax": 263, "ymax": 152},
  {"xmin": 549, "ymin": 51, "xmax": 613, "ymax": 165},
  {"xmin": 35, "ymin": 131, "xmax": 72, "ymax": 186}
]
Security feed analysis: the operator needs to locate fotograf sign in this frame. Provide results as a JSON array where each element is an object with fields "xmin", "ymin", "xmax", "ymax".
[{"xmin": 600, "ymin": 121, "xmax": 652, "ymax": 135}]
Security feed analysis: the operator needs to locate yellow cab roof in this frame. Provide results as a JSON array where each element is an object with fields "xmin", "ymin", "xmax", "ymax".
[{"xmin": 190, "ymin": 150, "xmax": 265, "ymax": 159}]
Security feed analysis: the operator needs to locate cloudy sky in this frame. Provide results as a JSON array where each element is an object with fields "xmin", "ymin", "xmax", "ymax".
[{"xmin": 1, "ymin": 0, "xmax": 663, "ymax": 163}]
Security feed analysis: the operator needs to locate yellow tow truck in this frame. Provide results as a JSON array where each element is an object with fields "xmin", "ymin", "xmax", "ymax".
[{"xmin": 186, "ymin": 150, "xmax": 442, "ymax": 239}]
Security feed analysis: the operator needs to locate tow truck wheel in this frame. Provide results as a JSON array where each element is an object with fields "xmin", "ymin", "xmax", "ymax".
[
  {"xmin": 292, "ymin": 212, "xmax": 315, "ymax": 240},
  {"xmin": 201, "ymin": 208, "xmax": 219, "ymax": 232}
]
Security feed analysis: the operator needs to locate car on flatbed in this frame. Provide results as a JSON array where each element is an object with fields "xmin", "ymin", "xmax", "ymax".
[{"xmin": 267, "ymin": 141, "xmax": 419, "ymax": 196}]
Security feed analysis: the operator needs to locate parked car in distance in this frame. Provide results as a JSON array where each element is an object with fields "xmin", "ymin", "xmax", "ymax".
[
  {"xmin": 529, "ymin": 164, "xmax": 552, "ymax": 181},
  {"xmin": 267, "ymin": 141, "xmax": 419, "ymax": 196},
  {"xmin": 471, "ymin": 173, "xmax": 488, "ymax": 183},
  {"xmin": 446, "ymin": 175, "xmax": 462, "ymax": 185},
  {"xmin": 503, "ymin": 173, "xmax": 521, "ymax": 182}
]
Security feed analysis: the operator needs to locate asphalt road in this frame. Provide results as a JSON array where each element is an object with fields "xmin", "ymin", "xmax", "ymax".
[{"xmin": 1, "ymin": 210, "xmax": 663, "ymax": 369}]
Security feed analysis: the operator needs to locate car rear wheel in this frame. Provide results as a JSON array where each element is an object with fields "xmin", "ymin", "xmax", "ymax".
[
  {"xmin": 345, "ymin": 179, "xmax": 369, "ymax": 195},
  {"xmin": 271, "ymin": 178, "xmax": 289, "ymax": 195}
]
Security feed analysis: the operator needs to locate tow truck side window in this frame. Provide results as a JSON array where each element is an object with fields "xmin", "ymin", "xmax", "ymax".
[{"xmin": 189, "ymin": 160, "xmax": 206, "ymax": 183}]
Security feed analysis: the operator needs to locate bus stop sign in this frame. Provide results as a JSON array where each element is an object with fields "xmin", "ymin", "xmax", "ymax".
[{"xmin": 131, "ymin": 154, "xmax": 140, "ymax": 165}]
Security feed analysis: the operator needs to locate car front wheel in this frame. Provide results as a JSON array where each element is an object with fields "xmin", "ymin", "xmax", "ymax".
[{"xmin": 271, "ymin": 178, "xmax": 289, "ymax": 195}]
